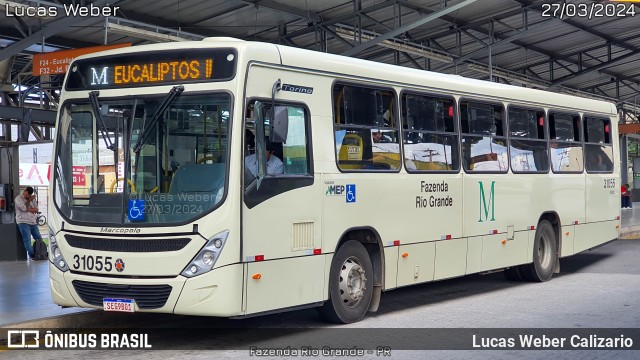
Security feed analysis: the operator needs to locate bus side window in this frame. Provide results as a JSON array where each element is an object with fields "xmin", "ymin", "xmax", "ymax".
[
  {"xmin": 402, "ymin": 93, "xmax": 459, "ymax": 172},
  {"xmin": 281, "ymin": 106, "xmax": 311, "ymax": 175},
  {"xmin": 333, "ymin": 83, "xmax": 400, "ymax": 171},
  {"xmin": 549, "ymin": 112, "xmax": 583, "ymax": 173},
  {"xmin": 584, "ymin": 116, "xmax": 613, "ymax": 173}
]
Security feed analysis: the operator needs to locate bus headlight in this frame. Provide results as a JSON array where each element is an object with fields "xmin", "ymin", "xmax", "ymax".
[
  {"xmin": 181, "ymin": 230, "xmax": 228, "ymax": 278},
  {"xmin": 49, "ymin": 228, "xmax": 69, "ymax": 272}
]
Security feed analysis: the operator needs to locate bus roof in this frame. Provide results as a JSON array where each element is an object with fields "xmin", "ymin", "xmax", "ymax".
[{"xmin": 70, "ymin": 37, "xmax": 616, "ymax": 115}]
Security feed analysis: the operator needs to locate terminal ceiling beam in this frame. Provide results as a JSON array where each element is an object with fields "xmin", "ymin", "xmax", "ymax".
[
  {"xmin": 550, "ymin": 50, "xmax": 640, "ymax": 88},
  {"xmin": 395, "ymin": 0, "xmax": 639, "ymax": 88},
  {"xmin": 341, "ymin": 0, "xmax": 478, "ymax": 57},
  {"xmin": 0, "ymin": 105, "xmax": 55, "ymax": 126},
  {"xmin": 513, "ymin": 0, "xmax": 640, "ymax": 53},
  {"xmin": 0, "ymin": 0, "xmax": 119, "ymax": 62},
  {"xmin": 280, "ymin": 0, "xmax": 397, "ymax": 42},
  {"xmin": 237, "ymin": 0, "xmax": 322, "ymax": 23},
  {"xmin": 443, "ymin": 21, "xmax": 537, "ymax": 68}
]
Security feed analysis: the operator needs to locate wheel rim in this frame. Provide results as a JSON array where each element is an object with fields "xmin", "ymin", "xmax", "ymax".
[
  {"xmin": 537, "ymin": 231, "xmax": 552, "ymax": 269},
  {"xmin": 338, "ymin": 256, "xmax": 367, "ymax": 308}
]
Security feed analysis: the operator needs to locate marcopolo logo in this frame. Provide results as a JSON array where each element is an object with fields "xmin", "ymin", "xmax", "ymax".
[{"xmin": 478, "ymin": 181, "xmax": 496, "ymax": 223}]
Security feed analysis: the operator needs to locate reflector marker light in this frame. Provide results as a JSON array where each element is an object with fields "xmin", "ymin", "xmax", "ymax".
[
  {"xmin": 616, "ymin": 216, "xmax": 620, "ymax": 220},
  {"xmin": 448, "ymin": 106, "xmax": 454, "ymax": 117},
  {"xmin": 539, "ymin": 117, "xmax": 544, "ymax": 126},
  {"xmin": 313, "ymin": 249, "xmax": 322, "ymax": 255},
  {"xmin": 492, "ymin": 230, "xmax": 498, "ymax": 234},
  {"xmin": 254, "ymin": 255, "xmax": 264, "ymax": 262},
  {"xmin": 530, "ymin": 226, "xmax": 535, "ymax": 230},
  {"xmin": 393, "ymin": 240, "xmax": 400, "ymax": 246},
  {"xmin": 566, "ymin": 232, "xmax": 571, "ymax": 236},
  {"xmin": 252, "ymin": 273, "xmax": 262, "ymax": 280},
  {"xmin": 605, "ymin": 124, "xmax": 610, "ymax": 133},
  {"xmin": 402, "ymin": 252, "xmax": 409, "ymax": 258},
  {"xmin": 574, "ymin": 220, "xmax": 579, "ymax": 225},
  {"xmin": 440, "ymin": 234, "xmax": 452, "ymax": 240},
  {"xmin": 501, "ymin": 239, "xmax": 507, "ymax": 245}
]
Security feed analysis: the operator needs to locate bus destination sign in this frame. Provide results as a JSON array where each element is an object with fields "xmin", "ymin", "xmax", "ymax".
[{"xmin": 65, "ymin": 48, "xmax": 237, "ymax": 90}]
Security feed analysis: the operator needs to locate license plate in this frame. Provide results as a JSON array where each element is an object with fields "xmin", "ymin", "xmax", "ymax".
[{"xmin": 103, "ymin": 298, "xmax": 135, "ymax": 313}]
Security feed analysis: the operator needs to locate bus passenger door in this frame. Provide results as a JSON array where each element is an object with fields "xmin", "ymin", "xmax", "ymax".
[{"xmin": 241, "ymin": 102, "xmax": 324, "ymax": 315}]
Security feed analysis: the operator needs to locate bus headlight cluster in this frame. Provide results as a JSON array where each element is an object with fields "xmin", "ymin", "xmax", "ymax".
[
  {"xmin": 181, "ymin": 230, "xmax": 228, "ymax": 278},
  {"xmin": 49, "ymin": 228, "xmax": 69, "ymax": 272}
]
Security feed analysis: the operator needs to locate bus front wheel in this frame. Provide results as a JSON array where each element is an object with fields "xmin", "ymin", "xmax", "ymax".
[
  {"xmin": 523, "ymin": 219, "xmax": 557, "ymax": 282},
  {"xmin": 319, "ymin": 240, "xmax": 373, "ymax": 324}
]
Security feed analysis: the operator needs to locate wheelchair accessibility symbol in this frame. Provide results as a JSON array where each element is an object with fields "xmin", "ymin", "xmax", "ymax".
[
  {"xmin": 128, "ymin": 200, "xmax": 145, "ymax": 221},
  {"xmin": 346, "ymin": 184, "xmax": 356, "ymax": 203}
]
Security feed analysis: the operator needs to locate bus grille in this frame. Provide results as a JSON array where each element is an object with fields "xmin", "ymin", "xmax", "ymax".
[
  {"xmin": 65, "ymin": 235, "xmax": 191, "ymax": 252},
  {"xmin": 72, "ymin": 280, "xmax": 172, "ymax": 309}
]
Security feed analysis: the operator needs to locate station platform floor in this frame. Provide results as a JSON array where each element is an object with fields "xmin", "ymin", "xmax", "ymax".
[{"xmin": 2, "ymin": 204, "xmax": 640, "ymax": 327}]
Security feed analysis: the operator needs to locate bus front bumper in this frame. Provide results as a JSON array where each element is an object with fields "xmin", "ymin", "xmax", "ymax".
[{"xmin": 50, "ymin": 262, "xmax": 244, "ymax": 317}]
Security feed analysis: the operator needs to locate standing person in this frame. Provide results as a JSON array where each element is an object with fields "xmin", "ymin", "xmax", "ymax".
[
  {"xmin": 15, "ymin": 186, "xmax": 43, "ymax": 260},
  {"xmin": 621, "ymin": 184, "xmax": 633, "ymax": 209}
]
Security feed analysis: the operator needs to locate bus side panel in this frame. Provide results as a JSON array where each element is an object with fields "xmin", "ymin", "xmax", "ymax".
[
  {"xmin": 434, "ymin": 238, "xmax": 467, "ymax": 280},
  {"xmin": 384, "ymin": 247, "xmax": 398, "ymax": 290},
  {"xmin": 573, "ymin": 222, "xmax": 618, "ymax": 254},
  {"xmin": 560, "ymin": 225, "xmax": 575, "ymax": 257},
  {"xmin": 245, "ymin": 256, "xmax": 325, "ymax": 314},
  {"xmin": 480, "ymin": 232, "xmax": 528, "ymax": 271},
  {"xmin": 585, "ymin": 173, "xmax": 619, "ymax": 223},
  {"xmin": 397, "ymin": 242, "xmax": 435, "ymax": 287},
  {"xmin": 466, "ymin": 236, "xmax": 482, "ymax": 274},
  {"xmin": 550, "ymin": 174, "xmax": 587, "ymax": 227}
]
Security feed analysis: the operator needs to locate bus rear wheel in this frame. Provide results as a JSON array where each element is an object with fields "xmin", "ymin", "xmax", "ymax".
[
  {"xmin": 319, "ymin": 240, "xmax": 373, "ymax": 324},
  {"xmin": 522, "ymin": 219, "xmax": 557, "ymax": 282}
]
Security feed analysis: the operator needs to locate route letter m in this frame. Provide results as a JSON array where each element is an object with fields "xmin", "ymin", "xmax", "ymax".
[{"xmin": 478, "ymin": 181, "xmax": 496, "ymax": 222}]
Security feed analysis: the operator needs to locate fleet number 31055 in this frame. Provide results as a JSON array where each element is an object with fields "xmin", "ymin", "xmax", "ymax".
[{"xmin": 72, "ymin": 255, "xmax": 114, "ymax": 272}]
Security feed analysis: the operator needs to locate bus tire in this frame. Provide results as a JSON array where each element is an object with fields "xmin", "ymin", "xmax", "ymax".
[
  {"xmin": 523, "ymin": 219, "xmax": 557, "ymax": 282},
  {"xmin": 318, "ymin": 240, "xmax": 373, "ymax": 324}
]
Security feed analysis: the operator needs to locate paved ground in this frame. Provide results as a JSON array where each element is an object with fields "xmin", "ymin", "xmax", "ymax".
[{"xmin": 2, "ymin": 238, "xmax": 639, "ymax": 359}]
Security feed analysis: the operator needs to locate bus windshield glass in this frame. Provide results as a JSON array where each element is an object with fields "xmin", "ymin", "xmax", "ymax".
[{"xmin": 53, "ymin": 93, "xmax": 231, "ymax": 225}]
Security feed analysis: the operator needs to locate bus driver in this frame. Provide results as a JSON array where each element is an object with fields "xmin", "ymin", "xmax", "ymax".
[{"xmin": 245, "ymin": 140, "xmax": 284, "ymax": 177}]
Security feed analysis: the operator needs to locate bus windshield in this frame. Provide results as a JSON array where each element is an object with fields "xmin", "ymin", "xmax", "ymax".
[{"xmin": 53, "ymin": 93, "xmax": 231, "ymax": 225}]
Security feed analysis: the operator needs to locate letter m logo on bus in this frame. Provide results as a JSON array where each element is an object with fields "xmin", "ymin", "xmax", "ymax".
[
  {"xmin": 478, "ymin": 181, "xmax": 496, "ymax": 223},
  {"xmin": 90, "ymin": 67, "xmax": 108, "ymax": 85}
]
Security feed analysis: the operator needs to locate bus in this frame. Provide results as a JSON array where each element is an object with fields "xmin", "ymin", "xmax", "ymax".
[{"xmin": 48, "ymin": 37, "xmax": 620, "ymax": 323}]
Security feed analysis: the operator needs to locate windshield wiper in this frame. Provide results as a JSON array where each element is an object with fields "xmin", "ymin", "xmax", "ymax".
[
  {"xmin": 89, "ymin": 91, "xmax": 116, "ymax": 151},
  {"xmin": 132, "ymin": 85, "xmax": 184, "ymax": 153}
]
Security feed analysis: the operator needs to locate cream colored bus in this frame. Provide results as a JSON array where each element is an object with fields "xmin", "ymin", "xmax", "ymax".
[{"xmin": 49, "ymin": 38, "xmax": 620, "ymax": 323}]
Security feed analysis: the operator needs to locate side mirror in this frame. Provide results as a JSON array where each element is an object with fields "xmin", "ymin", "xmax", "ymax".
[{"xmin": 270, "ymin": 106, "xmax": 289, "ymax": 143}]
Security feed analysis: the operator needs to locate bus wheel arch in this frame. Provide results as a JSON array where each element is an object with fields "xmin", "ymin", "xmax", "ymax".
[
  {"xmin": 504, "ymin": 212, "xmax": 560, "ymax": 282},
  {"xmin": 319, "ymin": 227, "xmax": 384, "ymax": 323},
  {"xmin": 525, "ymin": 213, "xmax": 560, "ymax": 282}
]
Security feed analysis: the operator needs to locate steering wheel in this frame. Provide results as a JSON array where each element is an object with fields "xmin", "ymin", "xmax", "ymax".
[
  {"xmin": 197, "ymin": 156, "xmax": 217, "ymax": 164},
  {"xmin": 109, "ymin": 178, "xmax": 136, "ymax": 193}
]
